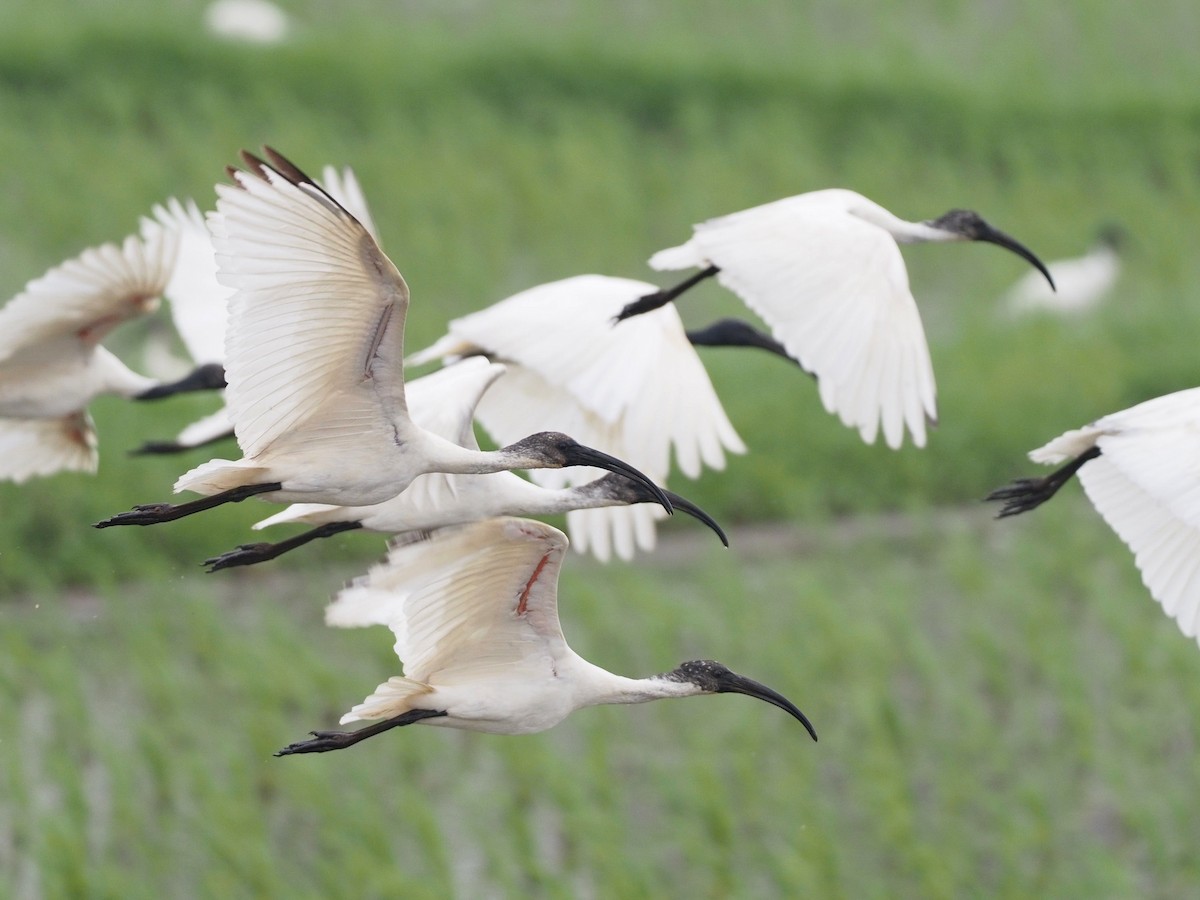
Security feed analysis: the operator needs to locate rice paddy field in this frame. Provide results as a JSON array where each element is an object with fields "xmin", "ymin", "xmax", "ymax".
[{"xmin": 2, "ymin": 1, "xmax": 1200, "ymax": 896}]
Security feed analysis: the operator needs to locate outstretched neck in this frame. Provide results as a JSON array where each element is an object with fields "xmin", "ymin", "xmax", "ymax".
[
  {"xmin": 411, "ymin": 429, "xmax": 542, "ymax": 477},
  {"xmin": 575, "ymin": 664, "xmax": 700, "ymax": 709}
]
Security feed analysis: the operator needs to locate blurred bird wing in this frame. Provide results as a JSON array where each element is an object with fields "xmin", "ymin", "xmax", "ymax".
[
  {"xmin": 173, "ymin": 404, "xmax": 234, "ymax": 448},
  {"xmin": 0, "ymin": 228, "xmax": 176, "ymax": 363},
  {"xmin": 211, "ymin": 152, "xmax": 410, "ymax": 458},
  {"xmin": 422, "ymin": 275, "xmax": 743, "ymax": 477},
  {"xmin": 144, "ymin": 198, "xmax": 229, "ymax": 365},
  {"xmin": 0, "ymin": 411, "xmax": 97, "ymax": 482},
  {"xmin": 327, "ymin": 517, "xmax": 571, "ymax": 682},
  {"xmin": 656, "ymin": 193, "xmax": 937, "ymax": 449},
  {"xmin": 405, "ymin": 356, "xmax": 507, "ymax": 450}
]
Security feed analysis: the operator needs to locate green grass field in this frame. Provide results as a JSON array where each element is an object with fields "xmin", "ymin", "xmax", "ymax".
[{"xmin": 3, "ymin": 1, "xmax": 1200, "ymax": 896}]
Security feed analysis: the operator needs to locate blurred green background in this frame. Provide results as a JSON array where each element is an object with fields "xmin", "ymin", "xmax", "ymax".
[{"xmin": 2, "ymin": 1, "xmax": 1200, "ymax": 896}]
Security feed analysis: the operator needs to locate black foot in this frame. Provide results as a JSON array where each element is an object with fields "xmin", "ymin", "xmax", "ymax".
[
  {"xmin": 986, "ymin": 478, "xmax": 1058, "ymax": 518},
  {"xmin": 986, "ymin": 446, "xmax": 1101, "ymax": 519},
  {"xmin": 204, "ymin": 543, "xmax": 275, "ymax": 572},
  {"xmin": 94, "ymin": 503, "xmax": 176, "ymax": 527},
  {"xmin": 276, "ymin": 730, "xmax": 357, "ymax": 756}
]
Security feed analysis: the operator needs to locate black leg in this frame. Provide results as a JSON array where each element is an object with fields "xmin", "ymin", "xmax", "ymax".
[
  {"xmin": 276, "ymin": 708, "xmax": 448, "ymax": 756},
  {"xmin": 986, "ymin": 446, "xmax": 1102, "ymax": 518},
  {"xmin": 134, "ymin": 363, "xmax": 228, "ymax": 400},
  {"xmin": 94, "ymin": 481, "xmax": 284, "ymax": 528},
  {"xmin": 204, "ymin": 520, "xmax": 364, "ymax": 572},
  {"xmin": 613, "ymin": 265, "xmax": 720, "ymax": 323}
]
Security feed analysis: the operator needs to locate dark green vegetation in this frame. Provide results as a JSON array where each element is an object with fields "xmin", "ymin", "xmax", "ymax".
[{"xmin": 2, "ymin": 2, "xmax": 1199, "ymax": 895}]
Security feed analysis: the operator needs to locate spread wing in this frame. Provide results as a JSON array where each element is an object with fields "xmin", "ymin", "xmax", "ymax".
[
  {"xmin": 0, "ymin": 412, "xmax": 97, "ymax": 482},
  {"xmin": 0, "ymin": 228, "xmax": 176, "ymax": 364},
  {"xmin": 653, "ymin": 192, "xmax": 936, "ymax": 449},
  {"xmin": 408, "ymin": 275, "xmax": 743, "ymax": 560},
  {"xmin": 326, "ymin": 517, "xmax": 571, "ymax": 683},
  {"xmin": 144, "ymin": 198, "xmax": 229, "ymax": 365},
  {"xmin": 210, "ymin": 148, "xmax": 410, "ymax": 458}
]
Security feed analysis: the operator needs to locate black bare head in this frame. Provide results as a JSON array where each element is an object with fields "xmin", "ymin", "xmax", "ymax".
[
  {"xmin": 500, "ymin": 433, "xmax": 674, "ymax": 514},
  {"xmin": 583, "ymin": 473, "xmax": 728, "ymax": 547},
  {"xmin": 925, "ymin": 208, "xmax": 1055, "ymax": 290},
  {"xmin": 669, "ymin": 659, "xmax": 817, "ymax": 741}
]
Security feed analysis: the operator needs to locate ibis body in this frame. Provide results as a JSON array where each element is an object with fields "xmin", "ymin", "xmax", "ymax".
[
  {"xmin": 96, "ymin": 150, "xmax": 671, "ymax": 528},
  {"xmin": 276, "ymin": 517, "xmax": 815, "ymax": 754},
  {"xmin": 616, "ymin": 189, "xmax": 1054, "ymax": 449},
  {"xmin": 0, "ymin": 226, "xmax": 176, "ymax": 481},
  {"xmin": 207, "ymin": 357, "xmax": 725, "ymax": 570}
]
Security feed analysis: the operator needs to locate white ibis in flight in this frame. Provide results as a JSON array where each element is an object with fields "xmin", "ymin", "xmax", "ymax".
[
  {"xmin": 276, "ymin": 516, "xmax": 816, "ymax": 755},
  {"xmin": 614, "ymin": 189, "xmax": 1055, "ymax": 449},
  {"xmin": 203, "ymin": 357, "xmax": 726, "ymax": 570},
  {"xmin": 0, "ymin": 224, "xmax": 177, "ymax": 482},
  {"xmin": 95, "ymin": 148, "xmax": 673, "ymax": 528}
]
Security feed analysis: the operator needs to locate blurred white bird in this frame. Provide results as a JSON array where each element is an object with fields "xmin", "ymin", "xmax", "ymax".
[
  {"xmin": 408, "ymin": 273, "xmax": 745, "ymax": 559},
  {"xmin": 276, "ymin": 516, "xmax": 816, "ymax": 754},
  {"xmin": 988, "ymin": 386, "xmax": 1200, "ymax": 645},
  {"xmin": 1002, "ymin": 225, "xmax": 1123, "ymax": 316},
  {"xmin": 96, "ymin": 149, "xmax": 672, "ymax": 528},
  {"xmin": 615, "ymin": 190, "xmax": 1055, "ymax": 449},
  {"xmin": 130, "ymin": 166, "xmax": 383, "ymax": 455},
  {"xmin": 204, "ymin": 357, "xmax": 726, "ymax": 570},
  {"xmin": 204, "ymin": 0, "xmax": 290, "ymax": 45},
  {"xmin": 0, "ymin": 225, "xmax": 177, "ymax": 482}
]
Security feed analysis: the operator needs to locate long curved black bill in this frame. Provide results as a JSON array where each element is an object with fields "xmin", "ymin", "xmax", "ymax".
[
  {"xmin": 978, "ymin": 226, "xmax": 1056, "ymax": 291},
  {"xmin": 718, "ymin": 671, "xmax": 818, "ymax": 741},
  {"xmin": 662, "ymin": 489, "xmax": 728, "ymax": 547},
  {"xmin": 563, "ymin": 445, "xmax": 674, "ymax": 515}
]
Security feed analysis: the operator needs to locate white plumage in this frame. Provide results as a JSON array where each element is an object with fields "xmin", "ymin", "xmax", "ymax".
[
  {"xmin": 206, "ymin": 357, "xmax": 724, "ymax": 568},
  {"xmin": 635, "ymin": 189, "xmax": 1053, "ymax": 449},
  {"xmin": 0, "ymin": 225, "xmax": 177, "ymax": 481},
  {"xmin": 97, "ymin": 149, "xmax": 671, "ymax": 528},
  {"xmin": 1002, "ymin": 228, "xmax": 1121, "ymax": 316},
  {"xmin": 408, "ymin": 274, "xmax": 744, "ymax": 559},
  {"xmin": 272, "ymin": 517, "xmax": 816, "ymax": 754},
  {"xmin": 992, "ymin": 387, "xmax": 1200, "ymax": 645},
  {"xmin": 132, "ymin": 166, "xmax": 382, "ymax": 453}
]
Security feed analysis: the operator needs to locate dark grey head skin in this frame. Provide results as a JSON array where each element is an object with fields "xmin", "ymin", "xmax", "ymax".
[
  {"xmin": 925, "ymin": 209, "xmax": 1056, "ymax": 291},
  {"xmin": 576, "ymin": 473, "xmax": 729, "ymax": 546},
  {"xmin": 499, "ymin": 433, "xmax": 674, "ymax": 514},
  {"xmin": 668, "ymin": 659, "xmax": 818, "ymax": 741}
]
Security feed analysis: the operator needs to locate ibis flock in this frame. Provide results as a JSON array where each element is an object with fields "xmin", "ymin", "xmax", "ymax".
[{"xmin": 3, "ymin": 144, "xmax": 1173, "ymax": 762}]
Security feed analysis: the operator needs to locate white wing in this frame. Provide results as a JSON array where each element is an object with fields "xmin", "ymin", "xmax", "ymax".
[
  {"xmin": 0, "ymin": 228, "xmax": 176, "ymax": 364},
  {"xmin": 327, "ymin": 517, "xmax": 571, "ymax": 683},
  {"xmin": 652, "ymin": 191, "xmax": 937, "ymax": 449},
  {"xmin": 1029, "ymin": 387, "xmax": 1200, "ymax": 644},
  {"xmin": 0, "ymin": 412, "xmax": 97, "ymax": 482},
  {"xmin": 408, "ymin": 275, "xmax": 744, "ymax": 559},
  {"xmin": 145, "ymin": 198, "xmax": 229, "ymax": 365},
  {"xmin": 210, "ymin": 151, "xmax": 410, "ymax": 458},
  {"xmin": 1080, "ymin": 457, "xmax": 1200, "ymax": 643}
]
